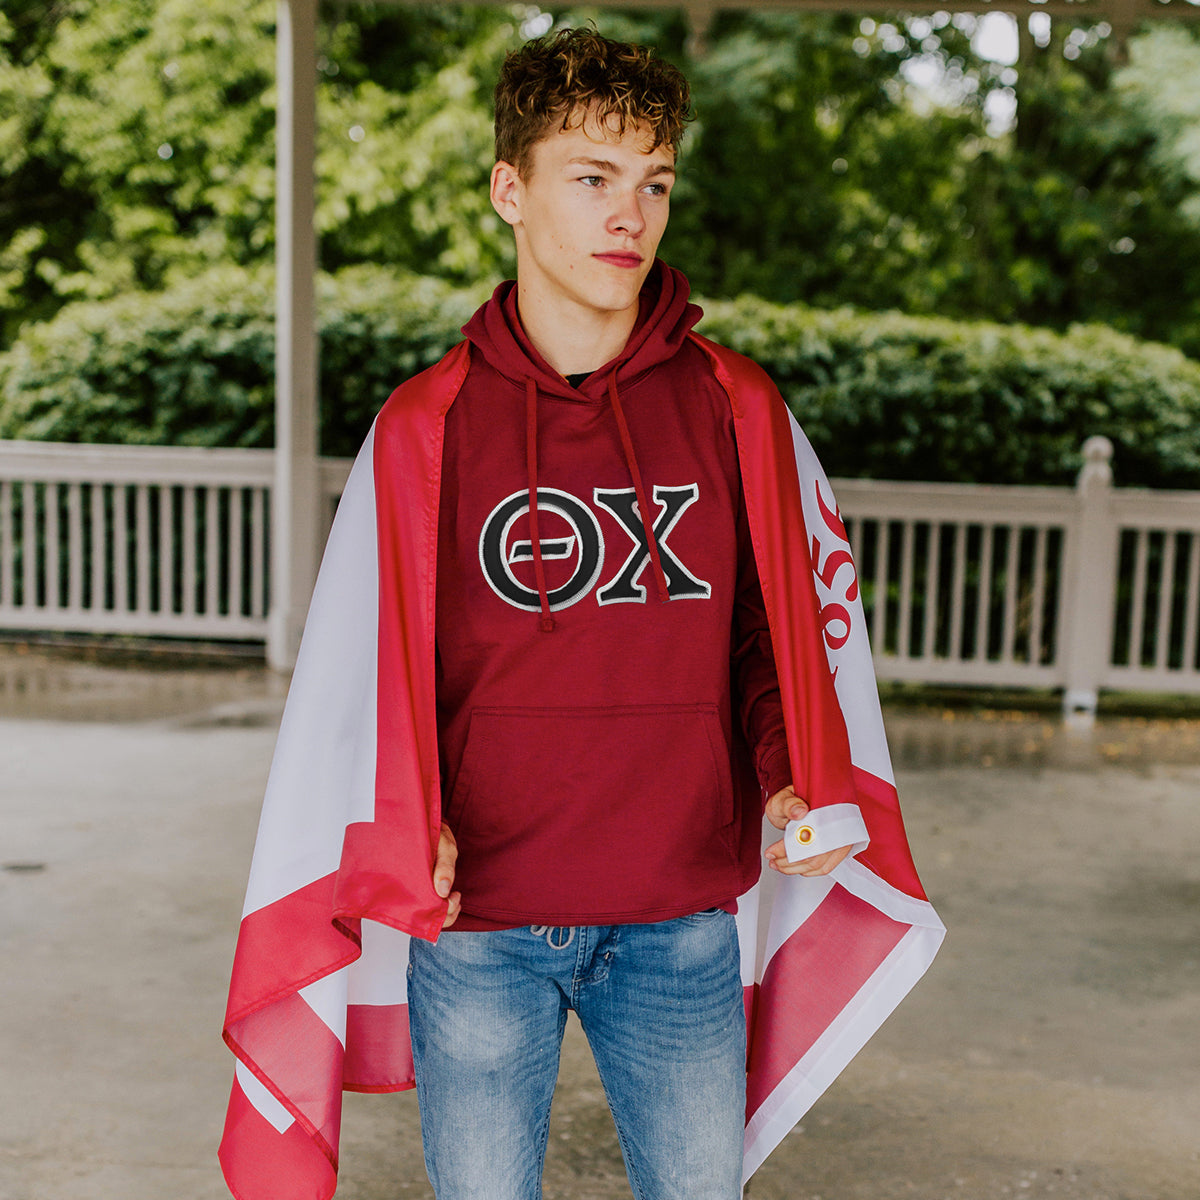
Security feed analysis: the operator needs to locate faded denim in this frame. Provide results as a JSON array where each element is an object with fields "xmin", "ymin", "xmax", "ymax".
[{"xmin": 407, "ymin": 911, "xmax": 746, "ymax": 1200}]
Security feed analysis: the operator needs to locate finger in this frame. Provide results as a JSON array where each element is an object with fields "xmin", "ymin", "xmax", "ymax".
[
  {"xmin": 766, "ymin": 845, "xmax": 852, "ymax": 877},
  {"xmin": 769, "ymin": 856, "xmax": 830, "ymax": 876},
  {"xmin": 433, "ymin": 825, "xmax": 458, "ymax": 899},
  {"xmin": 765, "ymin": 789, "xmax": 808, "ymax": 829},
  {"xmin": 441, "ymin": 890, "xmax": 462, "ymax": 929}
]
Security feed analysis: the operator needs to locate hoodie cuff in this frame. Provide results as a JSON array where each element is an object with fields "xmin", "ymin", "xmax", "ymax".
[
  {"xmin": 783, "ymin": 803, "xmax": 870, "ymax": 864},
  {"xmin": 757, "ymin": 746, "xmax": 793, "ymax": 806}
]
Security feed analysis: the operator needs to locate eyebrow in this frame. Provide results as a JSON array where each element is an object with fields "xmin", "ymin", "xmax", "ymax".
[{"xmin": 567, "ymin": 156, "xmax": 676, "ymax": 180}]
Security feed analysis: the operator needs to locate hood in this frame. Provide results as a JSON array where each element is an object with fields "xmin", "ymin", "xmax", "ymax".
[
  {"xmin": 458, "ymin": 260, "xmax": 701, "ymax": 632},
  {"xmin": 460, "ymin": 259, "xmax": 703, "ymax": 400}
]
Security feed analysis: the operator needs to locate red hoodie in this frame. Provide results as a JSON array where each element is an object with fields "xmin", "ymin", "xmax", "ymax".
[{"xmin": 435, "ymin": 263, "xmax": 789, "ymax": 928}]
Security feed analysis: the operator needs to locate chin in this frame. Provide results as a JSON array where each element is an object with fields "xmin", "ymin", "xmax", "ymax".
[{"xmin": 591, "ymin": 279, "xmax": 647, "ymax": 312}]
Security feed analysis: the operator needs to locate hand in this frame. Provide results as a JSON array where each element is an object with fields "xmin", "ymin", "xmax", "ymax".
[
  {"xmin": 433, "ymin": 822, "xmax": 462, "ymax": 929},
  {"xmin": 763, "ymin": 784, "xmax": 853, "ymax": 878}
]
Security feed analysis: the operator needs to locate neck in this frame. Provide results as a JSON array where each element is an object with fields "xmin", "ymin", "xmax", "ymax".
[{"xmin": 515, "ymin": 284, "xmax": 638, "ymax": 377}]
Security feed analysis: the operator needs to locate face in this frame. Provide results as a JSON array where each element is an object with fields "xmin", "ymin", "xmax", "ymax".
[{"xmin": 490, "ymin": 109, "xmax": 676, "ymax": 329}]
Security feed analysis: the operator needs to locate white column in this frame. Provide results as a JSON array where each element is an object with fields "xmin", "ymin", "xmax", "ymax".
[
  {"xmin": 1061, "ymin": 436, "xmax": 1117, "ymax": 717},
  {"xmin": 269, "ymin": 0, "xmax": 321, "ymax": 671}
]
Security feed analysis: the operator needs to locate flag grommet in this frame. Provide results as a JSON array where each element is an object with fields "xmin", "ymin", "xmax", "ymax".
[{"xmin": 795, "ymin": 826, "xmax": 814, "ymax": 846}]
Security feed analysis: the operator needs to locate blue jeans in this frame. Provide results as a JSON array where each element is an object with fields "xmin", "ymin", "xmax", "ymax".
[{"xmin": 407, "ymin": 911, "xmax": 746, "ymax": 1200}]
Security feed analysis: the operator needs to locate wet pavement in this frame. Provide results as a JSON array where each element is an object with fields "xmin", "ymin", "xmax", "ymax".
[{"xmin": 1, "ymin": 644, "xmax": 1198, "ymax": 1200}]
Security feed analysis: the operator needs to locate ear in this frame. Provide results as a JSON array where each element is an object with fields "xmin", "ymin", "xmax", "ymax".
[{"xmin": 490, "ymin": 160, "xmax": 523, "ymax": 228}]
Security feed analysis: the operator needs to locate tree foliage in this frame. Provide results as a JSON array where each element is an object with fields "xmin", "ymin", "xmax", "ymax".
[{"xmin": 4, "ymin": 4, "xmax": 1200, "ymax": 353}]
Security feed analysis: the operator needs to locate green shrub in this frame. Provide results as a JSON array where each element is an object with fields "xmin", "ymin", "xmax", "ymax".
[
  {"xmin": 0, "ymin": 265, "xmax": 487, "ymax": 456},
  {"xmin": 698, "ymin": 297, "xmax": 1200, "ymax": 489},
  {"xmin": 3, "ymin": 268, "xmax": 1199, "ymax": 487}
]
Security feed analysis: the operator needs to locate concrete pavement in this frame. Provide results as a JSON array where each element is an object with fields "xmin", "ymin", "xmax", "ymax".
[{"xmin": 1, "ymin": 645, "xmax": 1198, "ymax": 1200}]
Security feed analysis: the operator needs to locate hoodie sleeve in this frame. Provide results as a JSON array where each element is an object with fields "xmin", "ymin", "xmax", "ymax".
[{"xmin": 732, "ymin": 488, "xmax": 791, "ymax": 802}]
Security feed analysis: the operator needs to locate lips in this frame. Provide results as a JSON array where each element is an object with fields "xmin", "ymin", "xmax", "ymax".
[{"xmin": 594, "ymin": 252, "xmax": 643, "ymax": 269}]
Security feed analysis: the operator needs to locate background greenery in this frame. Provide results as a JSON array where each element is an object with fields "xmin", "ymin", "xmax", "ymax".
[
  {"xmin": 2, "ymin": 2, "xmax": 1199, "ymax": 483},
  {"xmin": 4, "ymin": 262, "xmax": 1197, "ymax": 489}
]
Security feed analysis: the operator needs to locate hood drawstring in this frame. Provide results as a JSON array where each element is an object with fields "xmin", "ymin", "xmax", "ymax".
[
  {"xmin": 525, "ymin": 372, "xmax": 670, "ymax": 631},
  {"xmin": 607, "ymin": 374, "xmax": 671, "ymax": 605},
  {"xmin": 525, "ymin": 378, "xmax": 556, "ymax": 632}
]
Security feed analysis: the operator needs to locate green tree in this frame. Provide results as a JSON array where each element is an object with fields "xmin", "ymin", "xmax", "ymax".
[
  {"xmin": 314, "ymin": 4, "xmax": 518, "ymax": 280},
  {"xmin": 0, "ymin": 0, "xmax": 277, "ymax": 341},
  {"xmin": 941, "ymin": 20, "xmax": 1200, "ymax": 355},
  {"xmin": 0, "ymin": 1, "xmax": 93, "ymax": 339},
  {"xmin": 0, "ymin": 1, "xmax": 525, "ymax": 345},
  {"xmin": 1117, "ymin": 25, "xmax": 1200, "ymax": 222},
  {"xmin": 3, "ymin": 2, "xmax": 1200, "ymax": 359}
]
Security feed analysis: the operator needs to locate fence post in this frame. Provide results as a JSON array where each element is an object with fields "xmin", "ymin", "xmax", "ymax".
[{"xmin": 1061, "ymin": 436, "xmax": 1118, "ymax": 716}]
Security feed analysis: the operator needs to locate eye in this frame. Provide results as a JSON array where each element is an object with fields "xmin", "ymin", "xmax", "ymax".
[
  {"xmin": 643, "ymin": 182, "xmax": 669, "ymax": 197},
  {"xmin": 578, "ymin": 175, "xmax": 604, "ymax": 188}
]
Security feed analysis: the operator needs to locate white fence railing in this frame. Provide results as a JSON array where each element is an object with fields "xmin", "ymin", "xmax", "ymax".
[
  {"xmin": 834, "ymin": 437, "xmax": 1200, "ymax": 709},
  {"xmin": 0, "ymin": 440, "xmax": 346, "ymax": 641},
  {"xmin": 2, "ymin": 436, "xmax": 1198, "ymax": 709}
]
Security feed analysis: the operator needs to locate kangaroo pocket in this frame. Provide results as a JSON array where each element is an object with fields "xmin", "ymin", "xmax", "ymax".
[{"xmin": 445, "ymin": 703, "xmax": 742, "ymax": 922}]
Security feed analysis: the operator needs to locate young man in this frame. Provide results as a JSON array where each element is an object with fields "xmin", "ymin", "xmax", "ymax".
[
  {"xmin": 220, "ymin": 28, "xmax": 942, "ymax": 1200},
  {"xmin": 409, "ymin": 29, "xmax": 850, "ymax": 1199}
]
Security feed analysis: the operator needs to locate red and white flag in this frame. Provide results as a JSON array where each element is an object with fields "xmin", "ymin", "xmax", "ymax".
[
  {"xmin": 694, "ymin": 337, "xmax": 945, "ymax": 1177},
  {"xmin": 219, "ymin": 338, "xmax": 943, "ymax": 1199}
]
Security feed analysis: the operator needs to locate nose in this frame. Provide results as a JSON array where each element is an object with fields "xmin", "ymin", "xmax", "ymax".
[{"xmin": 608, "ymin": 187, "xmax": 646, "ymax": 238}]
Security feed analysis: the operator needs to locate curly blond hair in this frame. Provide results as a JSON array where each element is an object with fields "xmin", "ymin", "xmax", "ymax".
[{"xmin": 495, "ymin": 27, "xmax": 693, "ymax": 176}]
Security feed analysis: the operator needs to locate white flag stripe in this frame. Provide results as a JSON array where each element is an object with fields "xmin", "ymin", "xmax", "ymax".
[
  {"xmin": 760, "ymin": 872, "xmax": 837, "ymax": 969},
  {"xmin": 236, "ymin": 1060, "xmax": 295, "ymax": 1135},
  {"xmin": 838, "ymin": 859, "xmax": 946, "ymax": 930},
  {"xmin": 299, "ymin": 968, "xmax": 350, "ymax": 1047},
  {"xmin": 348, "ymin": 920, "xmax": 413, "ymax": 1006},
  {"xmin": 243, "ymin": 428, "xmax": 381, "ymax": 918},
  {"xmin": 788, "ymin": 413, "xmax": 894, "ymax": 786},
  {"xmin": 734, "ymin": 882, "xmax": 762, "ymax": 985}
]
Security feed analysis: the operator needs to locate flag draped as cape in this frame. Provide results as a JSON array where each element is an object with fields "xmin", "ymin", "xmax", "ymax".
[{"xmin": 219, "ymin": 335, "xmax": 944, "ymax": 1200}]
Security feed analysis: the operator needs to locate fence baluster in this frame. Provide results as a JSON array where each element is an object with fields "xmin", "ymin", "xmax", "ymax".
[
  {"xmin": 181, "ymin": 487, "xmax": 197, "ymax": 616},
  {"xmin": 23, "ymin": 481, "xmax": 37, "ymax": 609},
  {"xmin": 948, "ymin": 523, "xmax": 967, "ymax": 661},
  {"xmin": 91, "ymin": 483, "xmax": 106, "ymax": 611},
  {"xmin": 1128, "ymin": 529, "xmax": 1149, "ymax": 667},
  {"xmin": 114, "ymin": 484, "xmax": 129, "ymax": 614},
  {"xmin": 1000, "ymin": 526, "xmax": 1019, "ymax": 664},
  {"xmin": 1029, "ymin": 526, "xmax": 1048, "ymax": 666},
  {"xmin": 229, "ymin": 488, "xmax": 246, "ymax": 619},
  {"xmin": 920, "ymin": 523, "xmax": 941, "ymax": 661},
  {"xmin": 974, "ymin": 525, "xmax": 994, "ymax": 661},
  {"xmin": 0, "ymin": 481, "xmax": 12, "ymax": 609},
  {"xmin": 206, "ymin": 486, "xmax": 221, "ymax": 616},
  {"xmin": 872, "ymin": 519, "xmax": 889, "ymax": 653},
  {"xmin": 45, "ymin": 482, "xmax": 61, "ymax": 609},
  {"xmin": 897, "ymin": 521, "xmax": 915, "ymax": 659},
  {"xmin": 159, "ymin": 486, "xmax": 175, "ymax": 615},
  {"xmin": 251, "ymin": 488, "xmax": 267, "ymax": 619},
  {"xmin": 1154, "ymin": 531, "xmax": 1177, "ymax": 671},
  {"xmin": 66, "ymin": 482, "xmax": 83, "ymax": 613},
  {"xmin": 136, "ymin": 485, "xmax": 152, "ymax": 614},
  {"xmin": 1182, "ymin": 534, "xmax": 1200, "ymax": 674}
]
